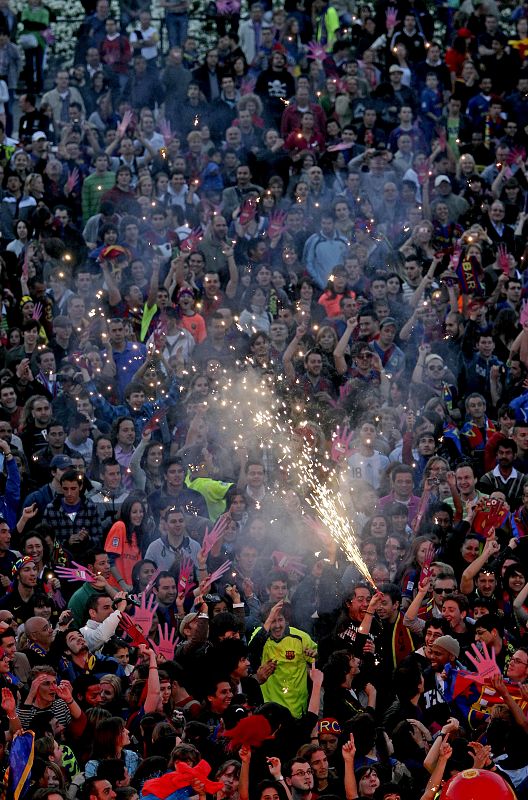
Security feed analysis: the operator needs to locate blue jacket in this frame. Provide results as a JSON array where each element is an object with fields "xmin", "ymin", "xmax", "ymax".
[{"xmin": 0, "ymin": 458, "xmax": 20, "ymax": 528}]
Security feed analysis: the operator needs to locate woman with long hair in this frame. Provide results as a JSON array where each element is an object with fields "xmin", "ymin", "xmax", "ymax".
[
  {"xmin": 104, "ymin": 495, "xmax": 146, "ymax": 590},
  {"xmin": 84, "ymin": 716, "xmax": 141, "ymax": 778},
  {"xmin": 88, "ymin": 436, "xmax": 115, "ymax": 482},
  {"xmin": 129, "ymin": 435, "xmax": 165, "ymax": 494}
]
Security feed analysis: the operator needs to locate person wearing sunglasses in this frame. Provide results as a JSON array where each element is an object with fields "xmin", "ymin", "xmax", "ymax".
[{"xmin": 402, "ymin": 571, "xmax": 458, "ymax": 636}]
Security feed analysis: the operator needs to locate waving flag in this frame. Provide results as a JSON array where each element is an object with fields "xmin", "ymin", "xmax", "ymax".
[{"xmin": 7, "ymin": 730, "xmax": 34, "ymax": 800}]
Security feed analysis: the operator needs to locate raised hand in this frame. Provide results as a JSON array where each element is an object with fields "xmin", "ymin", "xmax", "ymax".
[
  {"xmin": 201, "ymin": 514, "xmax": 230, "ymax": 558},
  {"xmin": 238, "ymin": 197, "xmax": 257, "ymax": 226},
  {"xmin": 1, "ymin": 687, "xmax": 15, "ymax": 716},
  {"xmin": 385, "ymin": 6, "xmax": 398, "ymax": 29},
  {"xmin": 119, "ymin": 612, "xmax": 151, "ymax": 647},
  {"xmin": 342, "ymin": 733, "xmax": 356, "ymax": 762},
  {"xmin": 133, "ymin": 592, "xmax": 158, "ymax": 636},
  {"xmin": 159, "ymin": 119, "xmax": 173, "ymax": 146},
  {"xmin": 143, "ymin": 567, "xmax": 161, "ymax": 596},
  {"xmin": 306, "ymin": 41, "xmax": 327, "ymax": 62},
  {"xmin": 208, "ymin": 559, "xmax": 232, "ymax": 585},
  {"xmin": 419, "ymin": 542, "xmax": 436, "ymax": 585},
  {"xmin": 65, "ymin": 168, "xmax": 80, "ymax": 194},
  {"xmin": 497, "ymin": 244, "xmax": 510, "ymax": 274},
  {"xmin": 143, "ymin": 407, "xmax": 168, "ymax": 435},
  {"xmin": 54, "ymin": 562, "xmax": 96, "ymax": 583},
  {"xmin": 152, "ymin": 623, "xmax": 177, "ymax": 660},
  {"xmin": 55, "ymin": 679, "xmax": 74, "ymax": 704},
  {"xmin": 267, "ymin": 210, "xmax": 287, "ymax": 240},
  {"xmin": 271, "ymin": 551, "xmax": 306, "ymax": 579},
  {"xmin": 117, "ymin": 109, "xmax": 133, "ymax": 137},
  {"xmin": 465, "ymin": 641, "xmax": 501, "ymax": 683},
  {"xmin": 180, "ymin": 227, "xmax": 203, "ymax": 253},
  {"xmin": 449, "ymin": 243, "xmax": 462, "ymax": 271},
  {"xmin": 32, "ymin": 302, "xmax": 43, "ymax": 321},
  {"xmin": 178, "ymin": 556, "xmax": 195, "ymax": 596},
  {"xmin": 330, "ymin": 423, "xmax": 354, "ymax": 461}
]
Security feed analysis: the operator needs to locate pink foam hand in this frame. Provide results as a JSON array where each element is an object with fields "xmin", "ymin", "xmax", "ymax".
[
  {"xmin": 209, "ymin": 559, "xmax": 232, "ymax": 585},
  {"xmin": 327, "ymin": 142, "xmax": 353, "ymax": 152},
  {"xmin": 419, "ymin": 542, "xmax": 436, "ymax": 584},
  {"xmin": 506, "ymin": 146, "xmax": 526, "ymax": 166},
  {"xmin": 240, "ymin": 78, "xmax": 256, "ymax": 95},
  {"xmin": 521, "ymin": 302, "xmax": 528, "ymax": 327},
  {"xmin": 238, "ymin": 197, "xmax": 258, "ymax": 226},
  {"xmin": 386, "ymin": 6, "xmax": 398, "ymax": 29},
  {"xmin": 449, "ymin": 244, "xmax": 462, "ymax": 271},
  {"xmin": 304, "ymin": 515, "xmax": 332, "ymax": 546},
  {"xmin": 133, "ymin": 592, "xmax": 159, "ymax": 637},
  {"xmin": 272, "ymin": 550, "xmax": 306, "ymax": 579},
  {"xmin": 437, "ymin": 129, "xmax": 447, "ymax": 151},
  {"xmin": 152, "ymin": 623, "xmax": 178, "ymax": 660},
  {"xmin": 159, "ymin": 119, "xmax": 173, "ymax": 146},
  {"xmin": 54, "ymin": 562, "xmax": 96, "ymax": 583},
  {"xmin": 119, "ymin": 612, "xmax": 151, "ymax": 647},
  {"xmin": 306, "ymin": 41, "xmax": 327, "ymax": 62},
  {"xmin": 143, "ymin": 567, "xmax": 161, "ymax": 597},
  {"xmin": 118, "ymin": 110, "xmax": 133, "ymax": 137},
  {"xmin": 32, "ymin": 302, "xmax": 43, "ymax": 321},
  {"xmin": 66, "ymin": 168, "xmax": 80, "ymax": 194},
  {"xmin": 267, "ymin": 210, "xmax": 287, "ymax": 240},
  {"xmin": 51, "ymin": 590, "xmax": 66, "ymax": 609},
  {"xmin": 143, "ymin": 406, "xmax": 168, "ymax": 435},
  {"xmin": 201, "ymin": 515, "xmax": 230, "ymax": 558},
  {"xmin": 180, "ymin": 227, "xmax": 203, "ymax": 253},
  {"xmin": 465, "ymin": 641, "xmax": 501, "ymax": 683},
  {"xmin": 330, "ymin": 423, "xmax": 354, "ymax": 461},
  {"xmin": 178, "ymin": 556, "xmax": 194, "ymax": 595},
  {"xmin": 497, "ymin": 244, "xmax": 510, "ymax": 274}
]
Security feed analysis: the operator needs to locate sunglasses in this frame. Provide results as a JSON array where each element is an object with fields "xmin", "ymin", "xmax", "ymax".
[{"xmin": 434, "ymin": 587, "xmax": 454, "ymax": 595}]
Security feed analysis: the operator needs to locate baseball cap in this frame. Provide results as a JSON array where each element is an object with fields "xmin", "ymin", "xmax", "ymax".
[
  {"xmin": 32, "ymin": 131, "xmax": 47, "ymax": 142},
  {"xmin": 433, "ymin": 635, "xmax": 460, "ymax": 657},
  {"xmin": 389, "ymin": 64, "xmax": 404, "ymax": 73},
  {"xmin": 434, "ymin": 174, "xmax": 451, "ymax": 187},
  {"xmin": 179, "ymin": 612, "xmax": 199, "ymax": 636},
  {"xmin": 425, "ymin": 353, "xmax": 444, "ymax": 367},
  {"xmin": 380, "ymin": 317, "xmax": 397, "ymax": 329},
  {"xmin": 50, "ymin": 455, "xmax": 74, "ymax": 470}
]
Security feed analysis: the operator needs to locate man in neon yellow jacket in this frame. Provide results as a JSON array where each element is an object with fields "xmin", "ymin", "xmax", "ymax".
[
  {"xmin": 313, "ymin": 0, "xmax": 340, "ymax": 52},
  {"xmin": 249, "ymin": 600, "xmax": 317, "ymax": 718}
]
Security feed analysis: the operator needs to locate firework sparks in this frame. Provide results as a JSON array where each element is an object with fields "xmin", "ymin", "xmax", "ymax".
[{"xmin": 307, "ymin": 479, "xmax": 377, "ymax": 590}]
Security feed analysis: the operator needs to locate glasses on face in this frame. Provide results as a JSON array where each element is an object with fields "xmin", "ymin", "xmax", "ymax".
[
  {"xmin": 434, "ymin": 587, "xmax": 454, "ymax": 595},
  {"xmin": 292, "ymin": 770, "xmax": 313, "ymax": 778},
  {"xmin": 509, "ymin": 656, "xmax": 528, "ymax": 666},
  {"xmin": 358, "ymin": 352, "xmax": 372, "ymax": 359}
]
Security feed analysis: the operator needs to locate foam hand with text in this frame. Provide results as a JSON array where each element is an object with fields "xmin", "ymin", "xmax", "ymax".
[
  {"xmin": 54, "ymin": 562, "xmax": 96, "ymax": 583},
  {"xmin": 133, "ymin": 592, "xmax": 159, "ymax": 637}
]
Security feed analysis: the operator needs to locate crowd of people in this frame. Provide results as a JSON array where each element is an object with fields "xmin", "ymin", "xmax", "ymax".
[{"xmin": 0, "ymin": 0, "xmax": 527, "ymax": 798}]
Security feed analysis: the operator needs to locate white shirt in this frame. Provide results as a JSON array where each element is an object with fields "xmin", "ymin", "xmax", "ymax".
[{"xmin": 80, "ymin": 610, "xmax": 122, "ymax": 653}]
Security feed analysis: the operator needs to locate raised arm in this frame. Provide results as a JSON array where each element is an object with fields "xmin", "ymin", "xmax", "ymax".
[
  {"xmin": 282, "ymin": 324, "xmax": 306, "ymax": 383},
  {"xmin": 333, "ymin": 317, "xmax": 356, "ymax": 375},
  {"xmin": 460, "ymin": 538, "xmax": 500, "ymax": 594}
]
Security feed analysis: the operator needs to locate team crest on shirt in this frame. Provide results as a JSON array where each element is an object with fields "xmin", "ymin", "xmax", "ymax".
[
  {"xmin": 112, "ymin": 537, "xmax": 119, "ymax": 548},
  {"xmin": 285, "ymin": 650, "xmax": 295, "ymax": 660}
]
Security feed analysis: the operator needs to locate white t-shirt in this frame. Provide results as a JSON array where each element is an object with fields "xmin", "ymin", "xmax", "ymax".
[
  {"xmin": 129, "ymin": 25, "xmax": 158, "ymax": 61},
  {"xmin": 347, "ymin": 450, "xmax": 389, "ymax": 490}
]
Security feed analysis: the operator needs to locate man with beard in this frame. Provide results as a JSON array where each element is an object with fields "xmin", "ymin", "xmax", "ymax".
[
  {"xmin": 59, "ymin": 629, "xmax": 126, "ymax": 682},
  {"xmin": 420, "ymin": 634, "xmax": 461, "ymax": 728}
]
